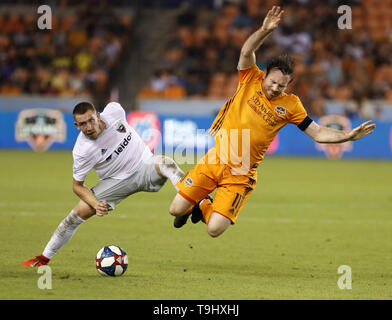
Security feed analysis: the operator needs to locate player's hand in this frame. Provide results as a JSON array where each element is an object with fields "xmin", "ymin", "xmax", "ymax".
[
  {"xmin": 261, "ymin": 6, "xmax": 284, "ymax": 32},
  {"xmin": 349, "ymin": 120, "xmax": 376, "ymax": 141},
  {"xmin": 95, "ymin": 200, "xmax": 108, "ymax": 216}
]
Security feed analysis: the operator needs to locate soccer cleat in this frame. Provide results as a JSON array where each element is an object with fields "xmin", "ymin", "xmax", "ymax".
[
  {"xmin": 191, "ymin": 195, "xmax": 213, "ymax": 224},
  {"xmin": 21, "ymin": 255, "xmax": 50, "ymax": 267},
  {"xmin": 173, "ymin": 212, "xmax": 191, "ymax": 228}
]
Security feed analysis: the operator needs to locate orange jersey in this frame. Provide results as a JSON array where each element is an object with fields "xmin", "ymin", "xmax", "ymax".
[{"xmin": 209, "ymin": 64, "xmax": 307, "ymax": 175}]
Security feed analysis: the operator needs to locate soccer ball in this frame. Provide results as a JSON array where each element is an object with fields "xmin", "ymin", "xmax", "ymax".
[{"xmin": 95, "ymin": 245, "xmax": 128, "ymax": 277}]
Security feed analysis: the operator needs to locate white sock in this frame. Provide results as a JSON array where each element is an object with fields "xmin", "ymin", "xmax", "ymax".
[
  {"xmin": 42, "ymin": 210, "xmax": 85, "ymax": 259},
  {"xmin": 158, "ymin": 157, "xmax": 184, "ymax": 190}
]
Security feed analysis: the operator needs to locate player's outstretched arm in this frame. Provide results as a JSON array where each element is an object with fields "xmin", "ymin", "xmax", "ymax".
[
  {"xmin": 72, "ymin": 179, "xmax": 108, "ymax": 216},
  {"xmin": 304, "ymin": 120, "xmax": 376, "ymax": 144},
  {"xmin": 238, "ymin": 6, "xmax": 284, "ymax": 70}
]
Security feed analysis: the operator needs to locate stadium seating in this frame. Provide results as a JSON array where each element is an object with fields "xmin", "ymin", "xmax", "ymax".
[
  {"xmin": 141, "ymin": 0, "xmax": 392, "ymax": 118},
  {"xmin": 1, "ymin": 0, "xmax": 391, "ymax": 118},
  {"xmin": 0, "ymin": 3, "xmax": 132, "ymax": 100}
]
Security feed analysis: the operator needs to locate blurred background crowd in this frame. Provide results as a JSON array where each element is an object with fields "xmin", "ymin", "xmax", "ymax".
[
  {"xmin": 141, "ymin": 0, "xmax": 392, "ymax": 118},
  {"xmin": 1, "ymin": 0, "xmax": 392, "ymax": 118},
  {"xmin": 0, "ymin": 1, "xmax": 132, "ymax": 103}
]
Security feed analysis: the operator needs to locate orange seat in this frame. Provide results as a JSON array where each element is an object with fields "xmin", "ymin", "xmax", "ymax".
[
  {"xmin": 163, "ymin": 85, "xmax": 186, "ymax": 99},
  {"xmin": 385, "ymin": 90, "xmax": 392, "ymax": 101}
]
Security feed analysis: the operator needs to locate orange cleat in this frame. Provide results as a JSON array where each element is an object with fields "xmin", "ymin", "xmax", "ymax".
[{"xmin": 21, "ymin": 255, "xmax": 50, "ymax": 267}]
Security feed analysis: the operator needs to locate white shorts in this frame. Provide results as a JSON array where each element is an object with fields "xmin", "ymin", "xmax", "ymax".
[{"xmin": 91, "ymin": 156, "xmax": 167, "ymax": 210}]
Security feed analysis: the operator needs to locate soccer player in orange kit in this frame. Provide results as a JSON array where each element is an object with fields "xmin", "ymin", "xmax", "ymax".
[{"xmin": 168, "ymin": 6, "xmax": 375, "ymax": 237}]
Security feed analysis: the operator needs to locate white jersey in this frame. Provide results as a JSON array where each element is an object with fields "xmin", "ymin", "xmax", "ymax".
[{"xmin": 72, "ymin": 102, "xmax": 152, "ymax": 181}]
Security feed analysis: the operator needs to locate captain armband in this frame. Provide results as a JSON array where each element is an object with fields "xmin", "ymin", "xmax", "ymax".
[{"xmin": 297, "ymin": 116, "xmax": 313, "ymax": 131}]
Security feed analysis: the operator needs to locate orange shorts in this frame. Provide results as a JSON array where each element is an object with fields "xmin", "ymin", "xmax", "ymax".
[{"xmin": 176, "ymin": 150, "xmax": 257, "ymax": 224}]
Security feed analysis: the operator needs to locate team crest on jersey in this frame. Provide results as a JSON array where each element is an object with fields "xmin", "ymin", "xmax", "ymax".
[
  {"xmin": 274, "ymin": 106, "xmax": 286, "ymax": 116},
  {"xmin": 116, "ymin": 122, "xmax": 126, "ymax": 133},
  {"xmin": 184, "ymin": 177, "xmax": 193, "ymax": 187}
]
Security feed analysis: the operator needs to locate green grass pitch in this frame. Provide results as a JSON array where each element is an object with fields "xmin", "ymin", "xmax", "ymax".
[{"xmin": 0, "ymin": 150, "xmax": 391, "ymax": 300}]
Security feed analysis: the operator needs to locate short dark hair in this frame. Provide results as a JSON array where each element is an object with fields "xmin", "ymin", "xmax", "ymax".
[
  {"xmin": 266, "ymin": 54, "xmax": 295, "ymax": 76},
  {"xmin": 73, "ymin": 102, "xmax": 95, "ymax": 116}
]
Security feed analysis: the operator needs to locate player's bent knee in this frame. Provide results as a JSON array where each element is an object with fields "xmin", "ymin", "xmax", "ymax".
[
  {"xmin": 169, "ymin": 202, "xmax": 181, "ymax": 216},
  {"xmin": 73, "ymin": 200, "xmax": 95, "ymax": 220},
  {"xmin": 168, "ymin": 200, "xmax": 186, "ymax": 216},
  {"xmin": 169, "ymin": 194, "xmax": 193, "ymax": 216},
  {"xmin": 207, "ymin": 213, "xmax": 231, "ymax": 238},
  {"xmin": 207, "ymin": 226, "xmax": 224, "ymax": 238},
  {"xmin": 207, "ymin": 224, "xmax": 229, "ymax": 238}
]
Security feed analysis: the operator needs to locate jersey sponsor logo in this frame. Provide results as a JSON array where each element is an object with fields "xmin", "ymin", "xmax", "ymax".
[
  {"xmin": 15, "ymin": 108, "xmax": 66, "ymax": 152},
  {"xmin": 274, "ymin": 105, "xmax": 286, "ymax": 116},
  {"xmin": 247, "ymin": 95, "xmax": 279, "ymax": 127},
  {"xmin": 114, "ymin": 133, "xmax": 132, "ymax": 156}
]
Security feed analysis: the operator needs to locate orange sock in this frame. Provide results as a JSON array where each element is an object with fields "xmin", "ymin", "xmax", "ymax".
[{"xmin": 199, "ymin": 198, "xmax": 213, "ymax": 224}]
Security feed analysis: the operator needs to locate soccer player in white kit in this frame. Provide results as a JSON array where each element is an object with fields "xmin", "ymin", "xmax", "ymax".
[{"xmin": 22, "ymin": 101, "xmax": 184, "ymax": 267}]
